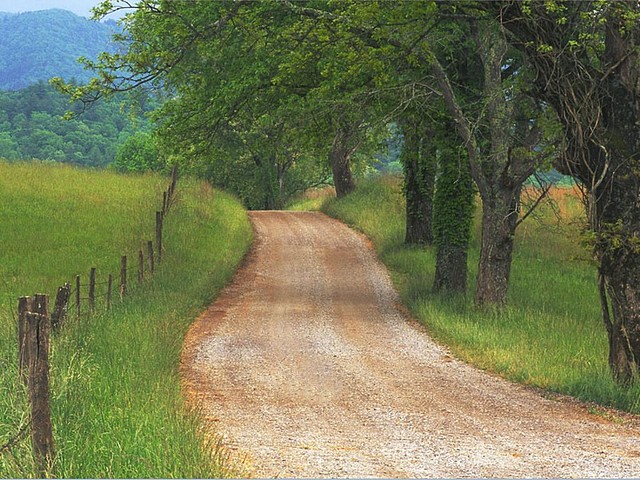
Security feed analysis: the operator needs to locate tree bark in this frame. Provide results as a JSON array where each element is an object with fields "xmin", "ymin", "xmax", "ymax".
[
  {"xmin": 329, "ymin": 125, "xmax": 356, "ymax": 198},
  {"xmin": 595, "ymin": 149, "xmax": 640, "ymax": 384},
  {"xmin": 401, "ymin": 121, "xmax": 435, "ymax": 245},
  {"xmin": 474, "ymin": 189, "xmax": 520, "ymax": 307},
  {"xmin": 434, "ymin": 244, "xmax": 468, "ymax": 294}
]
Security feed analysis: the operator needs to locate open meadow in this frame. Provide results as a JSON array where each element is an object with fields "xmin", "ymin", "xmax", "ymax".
[{"xmin": 0, "ymin": 161, "xmax": 251, "ymax": 478}]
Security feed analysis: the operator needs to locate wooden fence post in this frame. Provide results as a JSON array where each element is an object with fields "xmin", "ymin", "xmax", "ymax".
[
  {"xmin": 89, "ymin": 267, "xmax": 96, "ymax": 313},
  {"xmin": 156, "ymin": 211, "xmax": 163, "ymax": 264},
  {"xmin": 18, "ymin": 296, "xmax": 33, "ymax": 385},
  {"xmin": 120, "ymin": 255, "xmax": 127, "ymax": 299},
  {"xmin": 25, "ymin": 301, "xmax": 55, "ymax": 475},
  {"xmin": 147, "ymin": 240, "xmax": 154, "ymax": 274},
  {"xmin": 170, "ymin": 164, "xmax": 178, "ymax": 197},
  {"xmin": 162, "ymin": 191, "xmax": 167, "ymax": 216},
  {"xmin": 107, "ymin": 274, "xmax": 112, "ymax": 311},
  {"xmin": 138, "ymin": 249, "xmax": 144, "ymax": 284},
  {"xmin": 75, "ymin": 275, "xmax": 81, "ymax": 318},
  {"xmin": 51, "ymin": 283, "xmax": 71, "ymax": 330},
  {"xmin": 32, "ymin": 294, "xmax": 48, "ymax": 318}
]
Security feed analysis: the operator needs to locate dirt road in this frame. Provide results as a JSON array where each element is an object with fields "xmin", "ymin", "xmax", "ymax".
[{"xmin": 181, "ymin": 211, "xmax": 640, "ymax": 478}]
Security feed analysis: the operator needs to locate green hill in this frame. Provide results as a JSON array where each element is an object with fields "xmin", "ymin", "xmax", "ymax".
[{"xmin": 0, "ymin": 9, "xmax": 118, "ymax": 90}]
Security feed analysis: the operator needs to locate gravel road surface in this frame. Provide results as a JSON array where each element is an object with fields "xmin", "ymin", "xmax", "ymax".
[{"xmin": 181, "ymin": 211, "xmax": 640, "ymax": 478}]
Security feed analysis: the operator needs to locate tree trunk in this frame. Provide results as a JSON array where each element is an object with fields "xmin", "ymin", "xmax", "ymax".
[
  {"xmin": 600, "ymin": 247, "xmax": 640, "ymax": 384},
  {"xmin": 474, "ymin": 190, "xmax": 520, "ymax": 307},
  {"xmin": 402, "ymin": 123, "xmax": 435, "ymax": 245},
  {"xmin": 432, "ymin": 137, "xmax": 475, "ymax": 294},
  {"xmin": 329, "ymin": 126, "xmax": 356, "ymax": 198},
  {"xmin": 600, "ymin": 268, "xmax": 639, "ymax": 384},
  {"xmin": 595, "ymin": 162, "xmax": 640, "ymax": 384},
  {"xmin": 433, "ymin": 244, "xmax": 468, "ymax": 293}
]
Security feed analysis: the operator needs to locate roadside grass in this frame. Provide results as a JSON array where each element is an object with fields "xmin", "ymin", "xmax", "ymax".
[
  {"xmin": 315, "ymin": 177, "xmax": 640, "ymax": 414},
  {"xmin": 0, "ymin": 161, "xmax": 252, "ymax": 478},
  {"xmin": 286, "ymin": 186, "xmax": 337, "ymax": 213}
]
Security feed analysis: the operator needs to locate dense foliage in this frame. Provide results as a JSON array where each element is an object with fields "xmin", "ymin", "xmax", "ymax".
[
  {"xmin": 0, "ymin": 82, "xmax": 153, "ymax": 167},
  {"xmin": 0, "ymin": 9, "xmax": 119, "ymax": 90}
]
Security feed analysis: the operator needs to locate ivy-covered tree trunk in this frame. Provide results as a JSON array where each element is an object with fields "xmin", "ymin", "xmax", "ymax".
[
  {"xmin": 329, "ymin": 125, "xmax": 356, "ymax": 198},
  {"xmin": 400, "ymin": 120, "xmax": 435, "ymax": 245},
  {"xmin": 474, "ymin": 188, "xmax": 521, "ymax": 306},
  {"xmin": 432, "ymin": 138, "xmax": 474, "ymax": 294}
]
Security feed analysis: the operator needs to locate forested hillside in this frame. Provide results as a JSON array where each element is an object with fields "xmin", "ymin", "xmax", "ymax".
[
  {"xmin": 0, "ymin": 9, "xmax": 118, "ymax": 90},
  {"xmin": 0, "ymin": 82, "xmax": 153, "ymax": 167}
]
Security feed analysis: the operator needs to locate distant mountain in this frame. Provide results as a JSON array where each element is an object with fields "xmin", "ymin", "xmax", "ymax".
[{"xmin": 0, "ymin": 9, "xmax": 120, "ymax": 90}]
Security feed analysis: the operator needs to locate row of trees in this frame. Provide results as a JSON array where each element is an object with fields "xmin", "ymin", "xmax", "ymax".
[{"xmin": 66, "ymin": 0, "xmax": 640, "ymax": 385}]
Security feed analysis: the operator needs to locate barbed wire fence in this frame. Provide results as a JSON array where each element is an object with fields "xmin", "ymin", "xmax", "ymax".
[{"xmin": 8, "ymin": 165, "xmax": 178, "ymax": 476}]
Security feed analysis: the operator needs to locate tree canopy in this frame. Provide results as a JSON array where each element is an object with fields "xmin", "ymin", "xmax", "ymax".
[{"xmin": 61, "ymin": 0, "xmax": 640, "ymax": 385}]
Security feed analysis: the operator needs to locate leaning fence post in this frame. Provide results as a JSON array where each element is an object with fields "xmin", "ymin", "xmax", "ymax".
[
  {"xmin": 51, "ymin": 283, "xmax": 71, "ymax": 330},
  {"xmin": 75, "ymin": 275, "xmax": 81, "ymax": 318},
  {"xmin": 18, "ymin": 296, "xmax": 34, "ymax": 385},
  {"xmin": 170, "ymin": 164, "xmax": 178, "ymax": 197},
  {"xmin": 138, "ymin": 249, "xmax": 144, "ymax": 284},
  {"xmin": 107, "ymin": 274, "xmax": 113, "ymax": 311},
  {"xmin": 25, "ymin": 297, "xmax": 55, "ymax": 475},
  {"xmin": 147, "ymin": 240, "xmax": 154, "ymax": 274},
  {"xmin": 89, "ymin": 267, "xmax": 96, "ymax": 313},
  {"xmin": 120, "ymin": 255, "xmax": 127, "ymax": 299},
  {"xmin": 156, "ymin": 211, "xmax": 163, "ymax": 264}
]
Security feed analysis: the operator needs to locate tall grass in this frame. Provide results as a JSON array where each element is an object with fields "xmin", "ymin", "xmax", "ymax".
[
  {"xmin": 0, "ymin": 161, "xmax": 252, "ymax": 477},
  {"xmin": 319, "ymin": 177, "xmax": 640, "ymax": 414},
  {"xmin": 0, "ymin": 161, "xmax": 163, "ymax": 304}
]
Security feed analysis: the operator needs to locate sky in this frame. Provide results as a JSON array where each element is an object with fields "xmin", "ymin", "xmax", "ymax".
[{"xmin": 0, "ymin": 0, "xmax": 127, "ymax": 19}]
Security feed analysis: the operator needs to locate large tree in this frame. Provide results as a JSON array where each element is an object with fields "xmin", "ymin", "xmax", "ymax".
[
  {"xmin": 429, "ymin": 12, "xmax": 555, "ymax": 306},
  {"xmin": 493, "ymin": 0, "xmax": 640, "ymax": 384}
]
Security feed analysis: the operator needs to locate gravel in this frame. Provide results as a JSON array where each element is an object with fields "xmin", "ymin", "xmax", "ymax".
[{"xmin": 181, "ymin": 211, "xmax": 640, "ymax": 478}]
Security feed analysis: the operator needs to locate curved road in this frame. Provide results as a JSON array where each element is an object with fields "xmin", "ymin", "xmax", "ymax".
[{"xmin": 181, "ymin": 211, "xmax": 640, "ymax": 478}]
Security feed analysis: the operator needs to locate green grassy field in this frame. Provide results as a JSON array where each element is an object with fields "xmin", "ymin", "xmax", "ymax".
[
  {"xmin": 0, "ymin": 161, "xmax": 252, "ymax": 478},
  {"xmin": 315, "ymin": 176, "xmax": 640, "ymax": 414}
]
